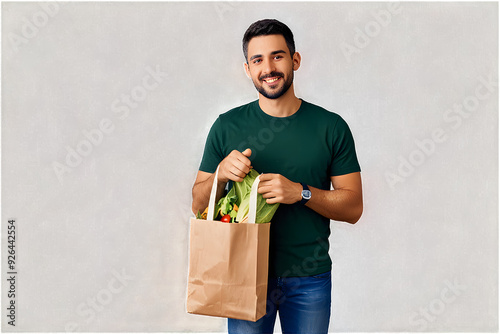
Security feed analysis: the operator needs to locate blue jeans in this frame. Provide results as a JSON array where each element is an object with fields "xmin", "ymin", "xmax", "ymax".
[{"xmin": 228, "ymin": 271, "xmax": 331, "ymax": 334}]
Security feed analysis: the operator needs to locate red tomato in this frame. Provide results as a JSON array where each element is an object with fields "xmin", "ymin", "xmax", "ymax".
[{"xmin": 221, "ymin": 214, "xmax": 231, "ymax": 223}]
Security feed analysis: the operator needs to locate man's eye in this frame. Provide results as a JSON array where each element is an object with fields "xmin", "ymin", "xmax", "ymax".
[
  {"xmin": 253, "ymin": 59, "xmax": 261, "ymax": 64},
  {"xmin": 274, "ymin": 55, "xmax": 283, "ymax": 60}
]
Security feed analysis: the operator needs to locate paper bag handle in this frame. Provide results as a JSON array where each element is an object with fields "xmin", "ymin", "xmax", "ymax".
[
  {"xmin": 207, "ymin": 166, "xmax": 220, "ymax": 221},
  {"xmin": 247, "ymin": 175, "xmax": 260, "ymax": 224},
  {"xmin": 206, "ymin": 165, "xmax": 260, "ymax": 224}
]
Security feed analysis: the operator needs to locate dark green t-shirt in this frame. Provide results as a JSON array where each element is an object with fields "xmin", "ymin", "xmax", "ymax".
[{"xmin": 199, "ymin": 99, "xmax": 361, "ymax": 277}]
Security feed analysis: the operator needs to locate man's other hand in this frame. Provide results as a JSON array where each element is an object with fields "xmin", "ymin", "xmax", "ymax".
[{"xmin": 258, "ymin": 173, "xmax": 302, "ymax": 205}]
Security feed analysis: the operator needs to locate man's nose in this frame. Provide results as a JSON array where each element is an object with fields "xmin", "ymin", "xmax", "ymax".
[{"xmin": 262, "ymin": 58, "xmax": 276, "ymax": 75}]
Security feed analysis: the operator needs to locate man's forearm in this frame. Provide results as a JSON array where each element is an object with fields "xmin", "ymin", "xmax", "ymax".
[
  {"xmin": 191, "ymin": 173, "xmax": 226, "ymax": 216},
  {"xmin": 305, "ymin": 186, "xmax": 363, "ymax": 224}
]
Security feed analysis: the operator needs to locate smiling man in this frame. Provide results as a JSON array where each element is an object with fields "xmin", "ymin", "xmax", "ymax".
[
  {"xmin": 245, "ymin": 34, "xmax": 295, "ymax": 100},
  {"xmin": 192, "ymin": 19, "xmax": 363, "ymax": 333}
]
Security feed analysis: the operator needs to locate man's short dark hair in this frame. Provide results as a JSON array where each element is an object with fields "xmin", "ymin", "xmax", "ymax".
[{"xmin": 242, "ymin": 19, "xmax": 295, "ymax": 63}]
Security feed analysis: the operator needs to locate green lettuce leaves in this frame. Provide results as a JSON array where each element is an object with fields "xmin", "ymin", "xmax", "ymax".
[{"xmin": 215, "ymin": 169, "xmax": 279, "ymax": 224}]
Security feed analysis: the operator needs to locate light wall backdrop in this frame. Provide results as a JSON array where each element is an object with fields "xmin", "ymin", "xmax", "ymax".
[{"xmin": 2, "ymin": 1, "xmax": 498, "ymax": 332}]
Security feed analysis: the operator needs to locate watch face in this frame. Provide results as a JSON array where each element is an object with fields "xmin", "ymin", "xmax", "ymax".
[{"xmin": 302, "ymin": 190, "xmax": 312, "ymax": 200}]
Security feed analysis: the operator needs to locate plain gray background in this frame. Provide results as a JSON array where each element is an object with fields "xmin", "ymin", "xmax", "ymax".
[{"xmin": 2, "ymin": 1, "xmax": 498, "ymax": 332}]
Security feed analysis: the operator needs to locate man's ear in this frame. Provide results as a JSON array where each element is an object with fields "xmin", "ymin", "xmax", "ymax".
[
  {"xmin": 243, "ymin": 62, "xmax": 251, "ymax": 79},
  {"xmin": 292, "ymin": 52, "xmax": 301, "ymax": 71}
]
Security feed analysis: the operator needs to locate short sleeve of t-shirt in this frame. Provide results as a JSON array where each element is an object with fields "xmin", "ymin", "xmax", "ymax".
[
  {"xmin": 199, "ymin": 117, "xmax": 225, "ymax": 174},
  {"xmin": 329, "ymin": 116, "xmax": 361, "ymax": 176}
]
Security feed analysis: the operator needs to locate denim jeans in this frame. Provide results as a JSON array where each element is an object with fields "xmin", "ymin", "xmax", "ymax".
[{"xmin": 228, "ymin": 271, "xmax": 331, "ymax": 334}]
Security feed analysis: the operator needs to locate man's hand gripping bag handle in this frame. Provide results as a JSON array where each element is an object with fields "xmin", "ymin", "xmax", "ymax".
[{"xmin": 207, "ymin": 166, "xmax": 260, "ymax": 224}]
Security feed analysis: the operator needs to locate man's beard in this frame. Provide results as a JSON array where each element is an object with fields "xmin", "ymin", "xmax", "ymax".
[{"xmin": 254, "ymin": 70, "xmax": 294, "ymax": 100}]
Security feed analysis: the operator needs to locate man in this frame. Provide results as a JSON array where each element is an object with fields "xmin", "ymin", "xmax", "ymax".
[{"xmin": 192, "ymin": 19, "xmax": 363, "ymax": 334}]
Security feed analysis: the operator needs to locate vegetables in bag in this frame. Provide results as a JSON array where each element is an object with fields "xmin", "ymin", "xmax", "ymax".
[
  {"xmin": 200, "ymin": 169, "xmax": 279, "ymax": 224},
  {"xmin": 234, "ymin": 169, "xmax": 279, "ymax": 224}
]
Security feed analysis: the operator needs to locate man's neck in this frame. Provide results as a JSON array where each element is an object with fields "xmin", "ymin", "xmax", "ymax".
[{"xmin": 258, "ymin": 85, "xmax": 302, "ymax": 118}]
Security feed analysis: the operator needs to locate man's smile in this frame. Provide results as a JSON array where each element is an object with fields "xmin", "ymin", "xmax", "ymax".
[
  {"xmin": 260, "ymin": 73, "xmax": 284, "ymax": 86},
  {"xmin": 263, "ymin": 77, "xmax": 281, "ymax": 84},
  {"xmin": 252, "ymin": 68, "xmax": 292, "ymax": 99}
]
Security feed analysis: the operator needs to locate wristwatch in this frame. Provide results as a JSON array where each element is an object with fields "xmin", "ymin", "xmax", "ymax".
[{"xmin": 300, "ymin": 183, "xmax": 312, "ymax": 205}]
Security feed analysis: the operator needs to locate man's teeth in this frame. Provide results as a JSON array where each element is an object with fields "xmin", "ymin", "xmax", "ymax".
[{"xmin": 265, "ymin": 77, "xmax": 279, "ymax": 83}]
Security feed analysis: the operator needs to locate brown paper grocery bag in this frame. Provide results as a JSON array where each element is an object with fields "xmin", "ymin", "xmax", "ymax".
[{"xmin": 186, "ymin": 168, "xmax": 270, "ymax": 321}]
